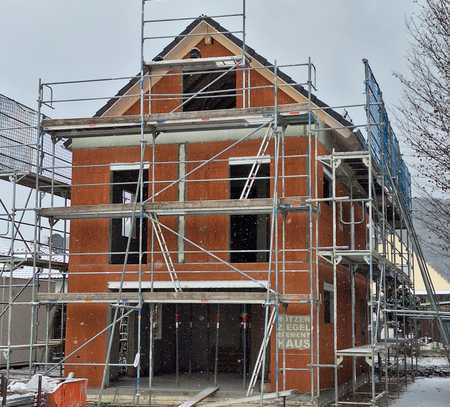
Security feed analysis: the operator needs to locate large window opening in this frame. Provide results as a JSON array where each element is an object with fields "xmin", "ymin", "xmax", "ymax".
[
  {"xmin": 229, "ymin": 162, "xmax": 270, "ymax": 263},
  {"xmin": 111, "ymin": 169, "xmax": 148, "ymax": 264},
  {"xmin": 182, "ymin": 67, "xmax": 236, "ymax": 112}
]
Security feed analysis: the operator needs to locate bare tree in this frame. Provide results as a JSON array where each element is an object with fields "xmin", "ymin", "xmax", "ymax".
[{"xmin": 395, "ymin": 0, "xmax": 449, "ymax": 253}]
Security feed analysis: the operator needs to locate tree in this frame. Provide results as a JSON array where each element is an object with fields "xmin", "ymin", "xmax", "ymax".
[{"xmin": 395, "ymin": 0, "xmax": 449, "ymax": 255}]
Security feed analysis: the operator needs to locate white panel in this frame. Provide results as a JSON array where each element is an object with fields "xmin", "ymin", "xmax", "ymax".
[
  {"xmin": 229, "ymin": 155, "xmax": 270, "ymax": 166},
  {"xmin": 107, "ymin": 280, "xmax": 268, "ymax": 290},
  {"xmin": 110, "ymin": 162, "xmax": 149, "ymax": 171}
]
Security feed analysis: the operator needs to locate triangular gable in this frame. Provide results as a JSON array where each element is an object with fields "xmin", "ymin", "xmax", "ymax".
[{"xmin": 95, "ymin": 16, "xmax": 353, "ymax": 136}]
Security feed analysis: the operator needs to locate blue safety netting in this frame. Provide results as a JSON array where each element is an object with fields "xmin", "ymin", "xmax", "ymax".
[{"xmin": 363, "ymin": 60, "xmax": 412, "ymax": 211}]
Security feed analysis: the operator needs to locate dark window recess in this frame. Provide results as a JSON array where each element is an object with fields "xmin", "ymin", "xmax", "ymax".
[
  {"xmin": 360, "ymin": 300, "xmax": 367, "ymax": 340},
  {"xmin": 230, "ymin": 163, "xmax": 270, "ymax": 263},
  {"xmin": 323, "ymin": 172, "xmax": 332, "ymax": 202},
  {"xmin": 183, "ymin": 68, "xmax": 236, "ymax": 112},
  {"xmin": 188, "ymin": 48, "xmax": 201, "ymax": 59},
  {"xmin": 324, "ymin": 288, "xmax": 334, "ymax": 324},
  {"xmin": 111, "ymin": 169, "xmax": 148, "ymax": 264}
]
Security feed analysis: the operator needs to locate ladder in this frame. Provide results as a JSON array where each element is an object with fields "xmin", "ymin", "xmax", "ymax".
[
  {"xmin": 240, "ymin": 124, "xmax": 273, "ymax": 200},
  {"xmin": 246, "ymin": 307, "xmax": 276, "ymax": 396},
  {"xmin": 149, "ymin": 213, "xmax": 182, "ymax": 292},
  {"xmin": 118, "ymin": 308, "xmax": 129, "ymax": 374}
]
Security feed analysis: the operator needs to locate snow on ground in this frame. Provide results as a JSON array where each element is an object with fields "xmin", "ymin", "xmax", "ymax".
[
  {"xmin": 390, "ymin": 377, "xmax": 450, "ymax": 407},
  {"xmin": 416, "ymin": 356, "xmax": 448, "ymax": 367}
]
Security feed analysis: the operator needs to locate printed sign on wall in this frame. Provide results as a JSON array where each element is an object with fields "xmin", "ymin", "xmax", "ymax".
[{"xmin": 277, "ymin": 315, "xmax": 310, "ymax": 349}]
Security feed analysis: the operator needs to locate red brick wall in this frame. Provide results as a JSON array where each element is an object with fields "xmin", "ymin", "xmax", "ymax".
[{"xmin": 66, "ymin": 36, "xmax": 368, "ymax": 390}]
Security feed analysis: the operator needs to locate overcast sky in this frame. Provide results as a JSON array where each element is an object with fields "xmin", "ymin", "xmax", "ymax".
[{"xmin": 1, "ymin": 0, "xmax": 415, "ymax": 112}]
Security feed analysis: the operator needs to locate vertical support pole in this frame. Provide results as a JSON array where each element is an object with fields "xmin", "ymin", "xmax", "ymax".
[
  {"xmin": 363, "ymin": 60, "xmax": 376, "ymax": 405},
  {"xmin": 148, "ymin": 131, "xmax": 157, "ymax": 393},
  {"xmin": 332, "ymin": 150, "xmax": 339, "ymax": 407},
  {"xmin": 241, "ymin": 0, "xmax": 247, "ymax": 108},
  {"xmin": 6, "ymin": 176, "xmax": 17, "ymax": 380},
  {"xmin": 189, "ymin": 304, "xmax": 193, "ymax": 376},
  {"xmin": 282, "ymin": 303, "xmax": 287, "ymax": 391},
  {"xmin": 30, "ymin": 78, "xmax": 44, "ymax": 378},
  {"xmin": 136, "ymin": 0, "xmax": 147, "ymax": 401},
  {"xmin": 351, "ymin": 266, "xmax": 356, "ymax": 392},
  {"xmin": 307, "ymin": 57, "xmax": 316, "ymax": 402},
  {"xmin": 273, "ymin": 59, "xmax": 280, "ymax": 397},
  {"xmin": 368, "ymin": 151, "xmax": 376, "ymax": 406},
  {"xmin": 350, "ymin": 204, "xmax": 356, "ymax": 393},
  {"xmin": 37, "ymin": 374, "xmax": 42, "ymax": 407},
  {"xmin": 260, "ymin": 59, "xmax": 281, "ymax": 405},
  {"xmin": 1, "ymin": 373, "xmax": 6, "ymax": 407},
  {"xmin": 314, "ymin": 99, "xmax": 321, "ymax": 402},
  {"xmin": 206, "ymin": 305, "xmax": 210, "ymax": 379},
  {"xmin": 44, "ymin": 138, "xmax": 57, "ymax": 367},
  {"xmin": 60, "ymin": 194, "xmax": 68, "ymax": 378},
  {"xmin": 242, "ymin": 304, "xmax": 248, "ymax": 389},
  {"xmin": 175, "ymin": 304, "xmax": 180, "ymax": 386},
  {"xmin": 214, "ymin": 304, "xmax": 220, "ymax": 386}
]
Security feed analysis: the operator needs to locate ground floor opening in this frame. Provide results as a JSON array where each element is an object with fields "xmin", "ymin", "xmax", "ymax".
[{"xmin": 109, "ymin": 302, "xmax": 267, "ymax": 391}]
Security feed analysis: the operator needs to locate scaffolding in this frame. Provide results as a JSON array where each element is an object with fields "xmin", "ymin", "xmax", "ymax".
[{"xmin": 1, "ymin": 1, "xmax": 449, "ymax": 406}]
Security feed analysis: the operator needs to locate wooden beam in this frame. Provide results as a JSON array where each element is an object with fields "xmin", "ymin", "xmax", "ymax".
[
  {"xmin": 37, "ymin": 291, "xmax": 310, "ymax": 305},
  {"xmin": 178, "ymin": 387, "xmax": 219, "ymax": 407},
  {"xmin": 42, "ymin": 103, "xmax": 310, "ymax": 138},
  {"xmin": 39, "ymin": 197, "xmax": 309, "ymax": 219},
  {"xmin": 202, "ymin": 390, "xmax": 297, "ymax": 407}
]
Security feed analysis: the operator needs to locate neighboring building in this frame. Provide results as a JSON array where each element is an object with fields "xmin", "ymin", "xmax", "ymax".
[{"xmin": 412, "ymin": 198, "xmax": 450, "ymax": 340}]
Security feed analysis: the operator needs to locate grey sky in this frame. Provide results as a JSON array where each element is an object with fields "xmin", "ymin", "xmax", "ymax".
[{"xmin": 1, "ymin": 0, "xmax": 415, "ymax": 112}]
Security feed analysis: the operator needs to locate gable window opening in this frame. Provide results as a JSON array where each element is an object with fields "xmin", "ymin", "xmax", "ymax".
[
  {"xmin": 111, "ymin": 169, "xmax": 148, "ymax": 264},
  {"xmin": 229, "ymin": 160, "xmax": 270, "ymax": 263},
  {"xmin": 188, "ymin": 48, "xmax": 202, "ymax": 59},
  {"xmin": 182, "ymin": 59, "xmax": 236, "ymax": 112},
  {"xmin": 324, "ymin": 283, "xmax": 334, "ymax": 324}
]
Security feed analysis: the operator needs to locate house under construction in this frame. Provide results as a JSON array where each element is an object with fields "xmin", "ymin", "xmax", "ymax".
[{"xmin": 1, "ymin": 2, "xmax": 449, "ymax": 406}]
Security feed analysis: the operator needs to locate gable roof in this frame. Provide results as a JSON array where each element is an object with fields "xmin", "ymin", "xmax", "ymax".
[{"xmin": 94, "ymin": 16, "xmax": 353, "ymax": 131}]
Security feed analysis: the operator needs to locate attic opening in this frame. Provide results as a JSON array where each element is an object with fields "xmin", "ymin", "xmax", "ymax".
[
  {"xmin": 110, "ymin": 168, "xmax": 148, "ymax": 264},
  {"xmin": 182, "ymin": 53, "xmax": 236, "ymax": 111},
  {"xmin": 229, "ymin": 160, "xmax": 270, "ymax": 263}
]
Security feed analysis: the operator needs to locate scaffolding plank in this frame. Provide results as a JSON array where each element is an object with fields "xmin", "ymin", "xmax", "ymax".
[
  {"xmin": 202, "ymin": 389, "xmax": 297, "ymax": 407},
  {"xmin": 146, "ymin": 55, "xmax": 242, "ymax": 69},
  {"xmin": 0, "ymin": 339, "xmax": 62, "ymax": 350},
  {"xmin": 0, "ymin": 256, "xmax": 68, "ymax": 271},
  {"xmin": 178, "ymin": 386, "xmax": 219, "ymax": 407},
  {"xmin": 39, "ymin": 197, "xmax": 308, "ymax": 219},
  {"xmin": 42, "ymin": 103, "xmax": 310, "ymax": 138},
  {"xmin": 336, "ymin": 344, "xmax": 389, "ymax": 357},
  {"xmin": 37, "ymin": 291, "xmax": 309, "ymax": 304}
]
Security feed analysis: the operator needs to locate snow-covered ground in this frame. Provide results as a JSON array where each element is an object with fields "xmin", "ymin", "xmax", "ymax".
[
  {"xmin": 416, "ymin": 356, "xmax": 448, "ymax": 368},
  {"xmin": 390, "ymin": 377, "xmax": 450, "ymax": 407}
]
